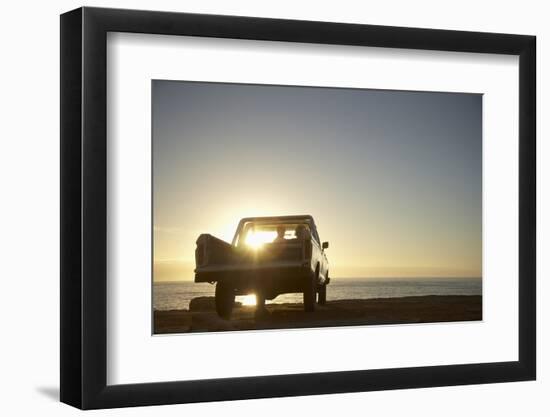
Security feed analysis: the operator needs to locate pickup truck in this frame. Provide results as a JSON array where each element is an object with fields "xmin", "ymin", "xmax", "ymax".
[{"xmin": 194, "ymin": 215, "xmax": 330, "ymax": 319}]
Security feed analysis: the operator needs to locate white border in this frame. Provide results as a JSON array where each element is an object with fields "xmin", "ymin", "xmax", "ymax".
[{"xmin": 107, "ymin": 33, "xmax": 519, "ymax": 385}]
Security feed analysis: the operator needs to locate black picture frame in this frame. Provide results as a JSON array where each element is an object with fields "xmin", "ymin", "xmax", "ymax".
[{"xmin": 60, "ymin": 6, "xmax": 536, "ymax": 410}]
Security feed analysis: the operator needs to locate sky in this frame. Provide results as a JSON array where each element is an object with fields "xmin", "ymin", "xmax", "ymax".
[{"xmin": 152, "ymin": 80, "xmax": 482, "ymax": 282}]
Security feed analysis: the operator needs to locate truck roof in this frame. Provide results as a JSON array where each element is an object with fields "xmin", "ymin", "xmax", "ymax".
[{"xmin": 238, "ymin": 215, "xmax": 314, "ymax": 223}]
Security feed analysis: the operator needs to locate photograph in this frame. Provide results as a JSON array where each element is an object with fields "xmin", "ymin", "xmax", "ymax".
[
  {"xmin": 152, "ymin": 80, "xmax": 483, "ymax": 334},
  {"xmin": 55, "ymin": 4, "xmax": 538, "ymax": 411}
]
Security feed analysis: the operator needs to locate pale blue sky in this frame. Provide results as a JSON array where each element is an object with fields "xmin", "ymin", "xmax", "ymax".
[{"xmin": 152, "ymin": 80, "xmax": 482, "ymax": 281}]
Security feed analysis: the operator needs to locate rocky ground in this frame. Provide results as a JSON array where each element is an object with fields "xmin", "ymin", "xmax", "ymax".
[{"xmin": 153, "ymin": 295, "xmax": 482, "ymax": 334}]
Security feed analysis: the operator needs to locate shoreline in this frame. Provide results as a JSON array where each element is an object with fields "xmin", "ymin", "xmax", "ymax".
[{"xmin": 154, "ymin": 295, "xmax": 482, "ymax": 334}]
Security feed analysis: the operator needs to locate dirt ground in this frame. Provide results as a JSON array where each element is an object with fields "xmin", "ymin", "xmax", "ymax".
[{"xmin": 153, "ymin": 295, "xmax": 482, "ymax": 334}]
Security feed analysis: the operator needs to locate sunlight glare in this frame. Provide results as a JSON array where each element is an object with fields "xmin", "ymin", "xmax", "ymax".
[
  {"xmin": 245, "ymin": 231, "xmax": 277, "ymax": 249},
  {"xmin": 239, "ymin": 294, "xmax": 257, "ymax": 306}
]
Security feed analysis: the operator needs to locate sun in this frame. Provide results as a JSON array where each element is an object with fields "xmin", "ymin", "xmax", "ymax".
[{"xmin": 244, "ymin": 231, "xmax": 277, "ymax": 249}]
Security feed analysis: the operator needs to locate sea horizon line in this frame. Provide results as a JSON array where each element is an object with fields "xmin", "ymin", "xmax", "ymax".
[{"xmin": 154, "ymin": 276, "xmax": 482, "ymax": 284}]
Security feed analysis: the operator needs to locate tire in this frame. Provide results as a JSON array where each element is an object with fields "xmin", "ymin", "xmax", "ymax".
[
  {"xmin": 318, "ymin": 283, "xmax": 327, "ymax": 305},
  {"xmin": 303, "ymin": 270, "xmax": 317, "ymax": 312},
  {"xmin": 254, "ymin": 289, "xmax": 268, "ymax": 319},
  {"xmin": 215, "ymin": 282, "xmax": 235, "ymax": 319}
]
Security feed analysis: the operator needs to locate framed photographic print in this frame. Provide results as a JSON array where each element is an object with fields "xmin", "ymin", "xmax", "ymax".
[{"xmin": 60, "ymin": 7, "xmax": 536, "ymax": 409}]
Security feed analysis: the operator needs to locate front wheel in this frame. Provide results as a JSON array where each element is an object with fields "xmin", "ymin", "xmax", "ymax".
[
  {"xmin": 303, "ymin": 272, "xmax": 317, "ymax": 312},
  {"xmin": 215, "ymin": 282, "xmax": 235, "ymax": 319},
  {"xmin": 318, "ymin": 283, "xmax": 327, "ymax": 305}
]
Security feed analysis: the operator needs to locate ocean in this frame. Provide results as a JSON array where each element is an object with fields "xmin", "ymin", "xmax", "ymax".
[{"xmin": 153, "ymin": 277, "xmax": 482, "ymax": 311}]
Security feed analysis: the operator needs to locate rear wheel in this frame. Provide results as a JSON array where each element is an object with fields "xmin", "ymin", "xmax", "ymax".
[
  {"xmin": 303, "ymin": 269, "xmax": 317, "ymax": 312},
  {"xmin": 215, "ymin": 282, "xmax": 235, "ymax": 319}
]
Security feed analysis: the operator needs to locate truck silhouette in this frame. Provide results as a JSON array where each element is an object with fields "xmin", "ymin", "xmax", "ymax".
[{"xmin": 194, "ymin": 215, "xmax": 330, "ymax": 319}]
